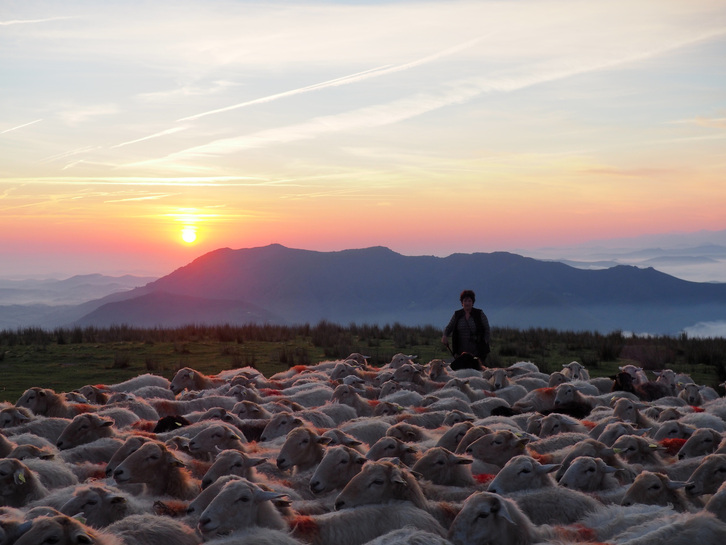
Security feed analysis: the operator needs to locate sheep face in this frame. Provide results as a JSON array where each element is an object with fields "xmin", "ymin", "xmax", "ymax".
[
  {"xmin": 334, "ymin": 461, "xmax": 425, "ymax": 511},
  {"xmin": 621, "ymin": 471, "xmax": 686, "ymax": 509},
  {"xmin": 465, "ymin": 430, "xmax": 527, "ymax": 468},
  {"xmin": 558, "ymin": 456, "xmax": 619, "ymax": 492},
  {"xmin": 60, "ymin": 485, "xmax": 131, "ymax": 527},
  {"xmin": 201, "ymin": 449, "xmax": 265, "ymax": 489},
  {"xmin": 276, "ymin": 427, "xmax": 329, "ymax": 472},
  {"xmin": 447, "ymin": 492, "xmax": 533, "ymax": 545},
  {"xmin": 260, "ymin": 412, "xmax": 302, "ymax": 442},
  {"xmin": 678, "ymin": 428, "xmax": 723, "ymax": 459},
  {"xmin": 105, "ymin": 435, "xmax": 151, "ymax": 478},
  {"xmin": 15, "ymin": 388, "xmax": 52, "ymax": 415},
  {"xmin": 487, "ymin": 455, "xmax": 559, "ymax": 494},
  {"xmin": 411, "ymin": 447, "xmax": 473, "ymax": 487},
  {"xmin": 197, "ymin": 479, "xmax": 285, "ymax": 537},
  {"xmin": 13, "ymin": 515, "xmax": 104, "ymax": 545},
  {"xmin": 188, "ymin": 423, "xmax": 246, "ymax": 459},
  {"xmin": 685, "ymin": 453, "xmax": 726, "ymax": 496},
  {"xmin": 112, "ymin": 441, "xmax": 181, "ymax": 487},
  {"xmin": 56, "ymin": 413, "xmax": 114, "ymax": 450},
  {"xmin": 366, "ymin": 436, "xmax": 418, "ymax": 466},
  {"xmin": 309, "ymin": 445, "xmax": 366, "ymax": 494}
]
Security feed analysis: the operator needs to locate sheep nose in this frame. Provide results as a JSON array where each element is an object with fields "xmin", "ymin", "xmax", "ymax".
[
  {"xmin": 105, "ymin": 467, "xmax": 113, "ymax": 477},
  {"xmin": 334, "ymin": 500, "xmax": 345, "ymax": 510},
  {"xmin": 684, "ymin": 483, "xmax": 696, "ymax": 493}
]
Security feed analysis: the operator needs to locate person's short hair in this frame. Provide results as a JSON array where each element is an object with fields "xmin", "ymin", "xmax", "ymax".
[{"xmin": 460, "ymin": 289, "xmax": 476, "ymax": 303}]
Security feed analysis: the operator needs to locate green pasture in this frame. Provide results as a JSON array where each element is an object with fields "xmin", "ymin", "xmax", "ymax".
[{"xmin": 0, "ymin": 324, "xmax": 724, "ymax": 403}]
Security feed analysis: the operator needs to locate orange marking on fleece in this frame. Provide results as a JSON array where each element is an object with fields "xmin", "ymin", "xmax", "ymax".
[
  {"xmin": 690, "ymin": 406, "xmax": 705, "ymax": 412},
  {"xmin": 261, "ymin": 389, "xmax": 283, "ymax": 396},
  {"xmin": 290, "ymin": 365, "xmax": 308, "ymax": 374},
  {"xmin": 659, "ymin": 437, "xmax": 686, "ymax": 456},
  {"xmin": 131, "ymin": 420, "xmax": 157, "ymax": 432},
  {"xmin": 367, "ymin": 399, "xmax": 380, "ymax": 407},
  {"xmin": 153, "ymin": 499, "xmax": 189, "ymax": 518},
  {"xmin": 291, "ymin": 515, "xmax": 319, "ymax": 538},
  {"xmin": 473, "ymin": 473, "xmax": 496, "ymax": 484},
  {"xmin": 189, "ymin": 459, "xmax": 212, "ymax": 479},
  {"xmin": 581, "ymin": 420, "xmax": 598, "ymax": 430},
  {"xmin": 414, "ymin": 406, "xmax": 428, "ymax": 413},
  {"xmin": 529, "ymin": 451, "xmax": 552, "ymax": 464}
]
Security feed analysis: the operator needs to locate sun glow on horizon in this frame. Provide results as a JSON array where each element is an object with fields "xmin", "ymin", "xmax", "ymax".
[{"xmin": 181, "ymin": 226, "xmax": 197, "ymax": 244}]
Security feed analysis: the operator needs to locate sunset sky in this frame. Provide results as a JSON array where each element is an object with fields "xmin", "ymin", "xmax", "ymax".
[{"xmin": 2, "ymin": 0, "xmax": 726, "ymax": 277}]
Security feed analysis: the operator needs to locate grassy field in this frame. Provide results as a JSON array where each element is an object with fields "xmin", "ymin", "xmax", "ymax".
[{"xmin": 1, "ymin": 323, "xmax": 724, "ymax": 403}]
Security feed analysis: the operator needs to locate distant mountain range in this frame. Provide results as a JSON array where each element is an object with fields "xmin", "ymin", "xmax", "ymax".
[{"xmin": 2, "ymin": 244, "xmax": 723, "ymax": 335}]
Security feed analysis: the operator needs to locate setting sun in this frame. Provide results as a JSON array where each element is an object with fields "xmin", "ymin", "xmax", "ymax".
[{"xmin": 181, "ymin": 227, "xmax": 197, "ymax": 244}]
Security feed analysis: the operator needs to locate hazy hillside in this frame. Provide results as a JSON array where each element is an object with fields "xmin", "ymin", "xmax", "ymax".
[{"xmin": 70, "ymin": 244, "xmax": 726, "ymax": 335}]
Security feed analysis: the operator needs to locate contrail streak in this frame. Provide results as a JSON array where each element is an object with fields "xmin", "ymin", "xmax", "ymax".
[
  {"xmin": 1, "ymin": 119, "xmax": 43, "ymax": 134},
  {"xmin": 177, "ymin": 37, "xmax": 483, "ymax": 122}
]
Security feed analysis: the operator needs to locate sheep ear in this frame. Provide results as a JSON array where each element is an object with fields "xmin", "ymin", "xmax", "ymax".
[
  {"xmin": 602, "ymin": 465, "xmax": 619, "ymax": 474},
  {"xmin": 254, "ymin": 488, "xmax": 288, "ymax": 502},
  {"xmin": 456, "ymin": 456, "xmax": 473, "ymax": 465},
  {"xmin": 109, "ymin": 495, "xmax": 127, "ymax": 505},
  {"xmin": 101, "ymin": 418, "xmax": 115, "ymax": 428},
  {"xmin": 317, "ymin": 436, "xmax": 332, "ymax": 445},
  {"xmin": 13, "ymin": 469, "xmax": 27, "ymax": 485},
  {"xmin": 538, "ymin": 463, "xmax": 561, "ymax": 475},
  {"xmin": 667, "ymin": 480, "xmax": 687, "ymax": 490},
  {"xmin": 390, "ymin": 467, "xmax": 408, "ymax": 485},
  {"xmin": 250, "ymin": 457, "xmax": 267, "ymax": 467},
  {"xmin": 292, "ymin": 418, "xmax": 303, "ymax": 426},
  {"xmin": 612, "ymin": 447, "xmax": 622, "ymax": 454},
  {"xmin": 491, "ymin": 496, "xmax": 515, "ymax": 525}
]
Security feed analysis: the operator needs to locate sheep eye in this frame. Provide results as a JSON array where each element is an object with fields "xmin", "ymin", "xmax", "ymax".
[
  {"xmin": 369, "ymin": 479, "xmax": 384, "ymax": 487},
  {"xmin": 649, "ymin": 484, "xmax": 661, "ymax": 490},
  {"xmin": 85, "ymin": 499, "xmax": 98, "ymax": 506},
  {"xmin": 43, "ymin": 537, "xmax": 60, "ymax": 545},
  {"xmin": 586, "ymin": 467, "xmax": 595, "ymax": 473},
  {"xmin": 477, "ymin": 512, "xmax": 489, "ymax": 519},
  {"xmin": 519, "ymin": 468, "xmax": 531, "ymax": 475},
  {"xmin": 236, "ymin": 496, "xmax": 250, "ymax": 503},
  {"xmin": 435, "ymin": 460, "xmax": 445, "ymax": 465}
]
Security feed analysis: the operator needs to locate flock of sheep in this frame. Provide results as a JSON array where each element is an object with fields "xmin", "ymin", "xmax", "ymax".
[{"xmin": 2, "ymin": 354, "xmax": 726, "ymax": 544}]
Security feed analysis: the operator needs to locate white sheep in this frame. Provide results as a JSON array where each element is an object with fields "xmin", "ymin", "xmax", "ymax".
[
  {"xmin": 684, "ymin": 453, "xmax": 726, "ymax": 497},
  {"xmin": 621, "ymin": 471, "xmax": 695, "ymax": 512},
  {"xmin": 366, "ymin": 436, "xmax": 420, "ymax": 467},
  {"xmin": 310, "ymin": 445, "xmax": 366, "ymax": 494},
  {"xmin": 486, "ymin": 455, "xmax": 559, "ymax": 495},
  {"xmin": 277, "ymin": 427, "xmax": 330, "ymax": 473},
  {"xmin": 188, "ymin": 422, "xmax": 247, "ymax": 460},
  {"xmin": 557, "ymin": 455, "xmax": 624, "ymax": 499},
  {"xmin": 677, "ymin": 428, "xmax": 723, "ymax": 459},
  {"xmin": 411, "ymin": 447, "xmax": 475, "ymax": 487},
  {"xmin": 15, "ymin": 388, "xmax": 90, "ymax": 419},
  {"xmin": 197, "ymin": 477, "xmax": 288, "ymax": 538},
  {"xmin": 59, "ymin": 483, "xmax": 155, "ymax": 527},
  {"xmin": 334, "ymin": 460, "xmax": 457, "ymax": 530},
  {"xmin": 201, "ymin": 449, "xmax": 267, "ymax": 489},
  {"xmin": 447, "ymin": 491, "xmax": 538, "ymax": 545},
  {"xmin": 112, "ymin": 440, "xmax": 201, "ymax": 499}
]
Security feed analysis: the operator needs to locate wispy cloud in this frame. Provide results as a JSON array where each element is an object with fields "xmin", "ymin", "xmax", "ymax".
[
  {"xmin": 1, "ymin": 119, "xmax": 43, "ymax": 134},
  {"xmin": 177, "ymin": 37, "xmax": 483, "ymax": 122},
  {"xmin": 143, "ymin": 26, "xmax": 726, "ymax": 165}
]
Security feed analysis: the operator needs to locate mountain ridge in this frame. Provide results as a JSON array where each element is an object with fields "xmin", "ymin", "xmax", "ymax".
[{"xmin": 67, "ymin": 244, "xmax": 726, "ymax": 335}]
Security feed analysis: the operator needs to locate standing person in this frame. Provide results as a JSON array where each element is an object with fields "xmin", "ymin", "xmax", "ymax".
[{"xmin": 441, "ymin": 289, "xmax": 491, "ymax": 366}]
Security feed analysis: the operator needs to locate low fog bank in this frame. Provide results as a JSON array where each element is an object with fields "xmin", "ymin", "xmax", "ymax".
[{"xmin": 684, "ymin": 320, "xmax": 726, "ymax": 339}]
